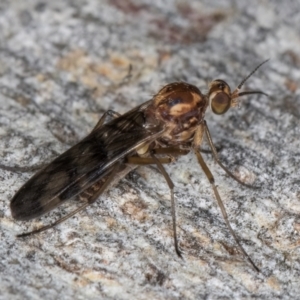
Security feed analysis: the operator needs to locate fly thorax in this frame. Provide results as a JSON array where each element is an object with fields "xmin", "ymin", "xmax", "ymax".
[{"xmin": 152, "ymin": 82, "xmax": 207, "ymax": 144}]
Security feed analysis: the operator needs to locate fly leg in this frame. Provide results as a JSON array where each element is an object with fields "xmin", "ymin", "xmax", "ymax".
[
  {"xmin": 203, "ymin": 120, "xmax": 260, "ymax": 189},
  {"xmin": 126, "ymin": 151, "xmax": 183, "ymax": 258},
  {"xmin": 92, "ymin": 110, "xmax": 121, "ymax": 132},
  {"xmin": 150, "ymin": 153, "xmax": 182, "ymax": 258},
  {"xmin": 199, "ymin": 145, "xmax": 223, "ymax": 155},
  {"xmin": 194, "ymin": 149, "xmax": 259, "ymax": 272},
  {"xmin": 17, "ymin": 163, "xmax": 121, "ymax": 237},
  {"xmin": 126, "ymin": 147, "xmax": 189, "ymax": 165},
  {"xmin": 126, "ymin": 157, "xmax": 172, "ymax": 164},
  {"xmin": 152, "ymin": 147, "xmax": 190, "ymax": 156}
]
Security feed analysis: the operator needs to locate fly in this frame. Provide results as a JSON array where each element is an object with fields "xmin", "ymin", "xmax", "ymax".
[{"xmin": 10, "ymin": 60, "xmax": 268, "ymax": 272}]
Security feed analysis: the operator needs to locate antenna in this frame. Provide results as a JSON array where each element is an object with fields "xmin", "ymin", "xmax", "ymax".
[{"xmin": 237, "ymin": 59, "xmax": 269, "ymax": 90}]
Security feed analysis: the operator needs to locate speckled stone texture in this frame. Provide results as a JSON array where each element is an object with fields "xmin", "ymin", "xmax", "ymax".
[{"xmin": 0, "ymin": 0, "xmax": 300, "ymax": 299}]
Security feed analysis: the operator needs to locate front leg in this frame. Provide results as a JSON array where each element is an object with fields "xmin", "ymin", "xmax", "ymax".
[
  {"xmin": 194, "ymin": 149, "xmax": 259, "ymax": 272},
  {"xmin": 203, "ymin": 120, "xmax": 260, "ymax": 189}
]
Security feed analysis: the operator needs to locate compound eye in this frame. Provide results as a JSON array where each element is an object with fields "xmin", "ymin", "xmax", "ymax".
[
  {"xmin": 208, "ymin": 80, "xmax": 231, "ymax": 115},
  {"xmin": 210, "ymin": 92, "xmax": 231, "ymax": 115}
]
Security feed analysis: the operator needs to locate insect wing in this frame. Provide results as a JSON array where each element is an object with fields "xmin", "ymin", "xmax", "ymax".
[{"xmin": 11, "ymin": 105, "xmax": 163, "ymax": 220}]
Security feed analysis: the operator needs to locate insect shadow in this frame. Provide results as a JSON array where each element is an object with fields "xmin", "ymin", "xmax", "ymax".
[{"xmin": 11, "ymin": 60, "xmax": 269, "ymax": 272}]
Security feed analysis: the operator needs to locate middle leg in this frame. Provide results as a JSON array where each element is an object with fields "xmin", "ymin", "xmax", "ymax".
[{"xmin": 126, "ymin": 149, "xmax": 185, "ymax": 258}]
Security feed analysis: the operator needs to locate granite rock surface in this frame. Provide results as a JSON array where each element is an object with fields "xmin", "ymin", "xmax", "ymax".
[{"xmin": 0, "ymin": 0, "xmax": 300, "ymax": 299}]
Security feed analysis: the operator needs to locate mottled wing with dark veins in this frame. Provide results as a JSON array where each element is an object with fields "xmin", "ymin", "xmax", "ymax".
[{"xmin": 11, "ymin": 103, "xmax": 163, "ymax": 220}]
